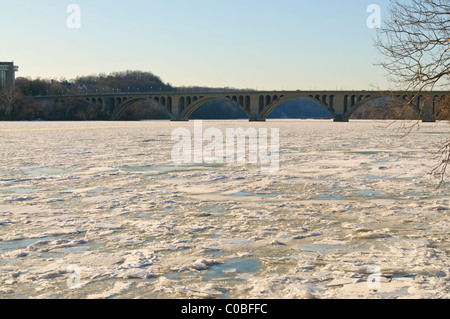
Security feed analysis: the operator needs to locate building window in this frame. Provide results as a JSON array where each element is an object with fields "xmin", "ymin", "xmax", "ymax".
[{"xmin": 0, "ymin": 71, "xmax": 6, "ymax": 90}]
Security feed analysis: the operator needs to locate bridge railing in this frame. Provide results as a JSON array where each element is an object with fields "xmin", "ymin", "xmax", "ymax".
[
  {"xmin": 33, "ymin": 90, "xmax": 375, "ymax": 98},
  {"xmin": 34, "ymin": 89, "xmax": 448, "ymax": 99},
  {"xmin": 34, "ymin": 87, "xmax": 273, "ymax": 98}
]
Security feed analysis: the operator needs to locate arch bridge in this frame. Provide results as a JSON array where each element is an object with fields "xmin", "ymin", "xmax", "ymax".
[{"xmin": 35, "ymin": 90, "xmax": 448, "ymax": 122}]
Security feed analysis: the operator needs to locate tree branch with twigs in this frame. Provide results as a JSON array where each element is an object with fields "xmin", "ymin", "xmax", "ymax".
[{"xmin": 375, "ymin": 0, "xmax": 450, "ymax": 185}]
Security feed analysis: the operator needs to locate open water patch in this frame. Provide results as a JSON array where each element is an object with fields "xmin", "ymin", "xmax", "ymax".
[
  {"xmin": 21, "ymin": 168, "xmax": 74, "ymax": 175},
  {"xmin": 316, "ymin": 194, "xmax": 343, "ymax": 200},
  {"xmin": 221, "ymin": 238, "xmax": 254, "ymax": 245},
  {"xmin": 0, "ymin": 188, "xmax": 42, "ymax": 194},
  {"xmin": 294, "ymin": 243, "xmax": 355, "ymax": 255},
  {"xmin": 121, "ymin": 165, "xmax": 213, "ymax": 175},
  {"xmin": 87, "ymin": 188, "xmax": 110, "ymax": 194},
  {"xmin": 204, "ymin": 205, "xmax": 227, "ymax": 213},
  {"xmin": 226, "ymin": 192, "xmax": 282, "ymax": 199},
  {"xmin": 0, "ymin": 235, "xmax": 68, "ymax": 251},
  {"xmin": 203, "ymin": 259, "xmax": 260, "ymax": 280},
  {"xmin": 353, "ymin": 190, "xmax": 382, "ymax": 196},
  {"xmin": 356, "ymin": 174, "xmax": 388, "ymax": 180}
]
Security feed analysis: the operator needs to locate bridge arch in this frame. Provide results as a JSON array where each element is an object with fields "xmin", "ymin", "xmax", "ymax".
[
  {"xmin": 61, "ymin": 97, "xmax": 100, "ymax": 114},
  {"xmin": 179, "ymin": 96, "xmax": 248, "ymax": 120},
  {"xmin": 346, "ymin": 95, "xmax": 421, "ymax": 119},
  {"xmin": 260, "ymin": 95, "xmax": 334, "ymax": 120},
  {"xmin": 52, "ymin": 97, "xmax": 102, "ymax": 120},
  {"xmin": 111, "ymin": 96, "xmax": 171, "ymax": 120}
]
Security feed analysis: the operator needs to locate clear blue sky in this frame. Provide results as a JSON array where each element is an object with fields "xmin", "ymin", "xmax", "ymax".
[{"xmin": 1, "ymin": 0, "xmax": 391, "ymax": 90}]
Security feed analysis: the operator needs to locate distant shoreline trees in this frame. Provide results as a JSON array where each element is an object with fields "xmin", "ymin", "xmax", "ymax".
[
  {"xmin": 0, "ymin": 69, "xmax": 448, "ymax": 122},
  {"xmin": 0, "ymin": 70, "xmax": 329, "ymax": 121}
]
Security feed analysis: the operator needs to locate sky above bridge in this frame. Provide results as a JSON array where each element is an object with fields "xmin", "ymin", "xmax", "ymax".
[{"xmin": 2, "ymin": 0, "xmax": 392, "ymax": 91}]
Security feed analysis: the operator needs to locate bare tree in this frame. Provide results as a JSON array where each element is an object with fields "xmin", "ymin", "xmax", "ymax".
[
  {"xmin": 0, "ymin": 88, "xmax": 20, "ymax": 119},
  {"xmin": 375, "ymin": 0, "xmax": 450, "ymax": 185}
]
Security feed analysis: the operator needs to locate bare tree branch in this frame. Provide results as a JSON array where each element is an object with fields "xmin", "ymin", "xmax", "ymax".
[{"xmin": 375, "ymin": 0, "xmax": 450, "ymax": 185}]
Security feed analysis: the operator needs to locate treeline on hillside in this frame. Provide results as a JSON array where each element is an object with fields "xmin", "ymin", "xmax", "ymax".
[
  {"xmin": 0, "ymin": 70, "xmax": 254, "ymax": 120},
  {"xmin": 13, "ymin": 70, "xmax": 251, "ymax": 97},
  {"xmin": 14, "ymin": 70, "xmax": 172, "ymax": 96},
  {"xmin": 0, "ymin": 71, "xmax": 172, "ymax": 120}
]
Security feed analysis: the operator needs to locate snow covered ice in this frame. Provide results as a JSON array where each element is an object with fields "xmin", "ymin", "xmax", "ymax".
[{"xmin": 0, "ymin": 120, "xmax": 449, "ymax": 299}]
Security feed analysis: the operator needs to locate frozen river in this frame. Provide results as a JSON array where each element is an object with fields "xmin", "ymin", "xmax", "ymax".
[{"xmin": 0, "ymin": 120, "xmax": 449, "ymax": 299}]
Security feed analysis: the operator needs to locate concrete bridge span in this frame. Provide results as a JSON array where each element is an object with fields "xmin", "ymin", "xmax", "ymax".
[{"xmin": 35, "ymin": 90, "xmax": 448, "ymax": 122}]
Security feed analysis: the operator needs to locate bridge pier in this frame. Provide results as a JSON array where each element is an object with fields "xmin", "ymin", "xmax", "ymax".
[
  {"xmin": 421, "ymin": 101, "xmax": 436, "ymax": 122},
  {"xmin": 170, "ymin": 114, "xmax": 188, "ymax": 121},
  {"xmin": 249, "ymin": 115, "xmax": 266, "ymax": 122},
  {"xmin": 333, "ymin": 114, "xmax": 349, "ymax": 122},
  {"xmin": 421, "ymin": 114, "xmax": 436, "ymax": 123}
]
